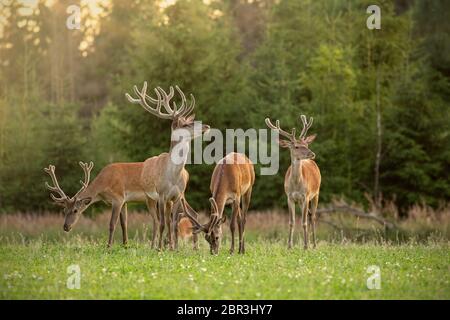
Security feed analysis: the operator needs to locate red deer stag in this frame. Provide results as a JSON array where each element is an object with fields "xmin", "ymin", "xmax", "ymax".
[
  {"xmin": 125, "ymin": 83, "xmax": 209, "ymax": 250},
  {"xmin": 44, "ymin": 162, "xmax": 192, "ymax": 248},
  {"xmin": 182, "ymin": 152, "xmax": 255, "ymax": 254},
  {"xmin": 265, "ymin": 115, "xmax": 321, "ymax": 249}
]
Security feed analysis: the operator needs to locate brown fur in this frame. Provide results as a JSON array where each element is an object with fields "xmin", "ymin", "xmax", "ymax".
[
  {"xmin": 125, "ymin": 83, "xmax": 209, "ymax": 251},
  {"xmin": 209, "ymin": 152, "xmax": 255, "ymax": 254},
  {"xmin": 284, "ymin": 159, "xmax": 321, "ymax": 197},
  {"xmin": 178, "ymin": 217, "xmax": 193, "ymax": 240},
  {"xmin": 266, "ymin": 115, "xmax": 321, "ymax": 249}
]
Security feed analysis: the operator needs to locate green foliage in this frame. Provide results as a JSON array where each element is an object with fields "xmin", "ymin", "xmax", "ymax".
[
  {"xmin": 88, "ymin": 103, "xmax": 130, "ymax": 168},
  {"xmin": 111, "ymin": 0, "xmax": 254, "ymax": 209},
  {"xmin": 0, "ymin": 99, "xmax": 87, "ymax": 211},
  {"xmin": 0, "ymin": 0, "xmax": 449, "ymax": 213}
]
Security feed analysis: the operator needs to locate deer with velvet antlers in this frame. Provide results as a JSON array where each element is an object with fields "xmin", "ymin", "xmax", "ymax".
[
  {"xmin": 45, "ymin": 161, "xmax": 164, "ymax": 247},
  {"xmin": 44, "ymin": 84, "xmax": 209, "ymax": 250},
  {"xmin": 182, "ymin": 152, "xmax": 255, "ymax": 255},
  {"xmin": 265, "ymin": 115, "xmax": 321, "ymax": 250},
  {"xmin": 125, "ymin": 82, "xmax": 209, "ymax": 250}
]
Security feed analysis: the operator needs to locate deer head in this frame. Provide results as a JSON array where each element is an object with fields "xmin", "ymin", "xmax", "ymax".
[
  {"xmin": 44, "ymin": 162, "xmax": 94, "ymax": 232},
  {"xmin": 181, "ymin": 198, "xmax": 226, "ymax": 255},
  {"xmin": 125, "ymin": 82, "xmax": 210, "ymax": 143},
  {"xmin": 265, "ymin": 114, "xmax": 317, "ymax": 162}
]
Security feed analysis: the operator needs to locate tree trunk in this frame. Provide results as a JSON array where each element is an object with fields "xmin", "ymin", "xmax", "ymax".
[{"xmin": 373, "ymin": 67, "xmax": 382, "ymax": 213}]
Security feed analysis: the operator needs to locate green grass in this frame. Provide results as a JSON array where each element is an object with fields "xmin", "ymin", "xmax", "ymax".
[{"xmin": 1, "ymin": 238, "xmax": 449, "ymax": 299}]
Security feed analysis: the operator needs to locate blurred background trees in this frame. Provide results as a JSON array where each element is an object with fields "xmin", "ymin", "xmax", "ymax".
[{"xmin": 0, "ymin": 0, "xmax": 448, "ymax": 214}]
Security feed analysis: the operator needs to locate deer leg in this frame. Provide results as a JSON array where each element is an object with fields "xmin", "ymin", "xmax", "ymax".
[
  {"xmin": 166, "ymin": 201, "xmax": 174, "ymax": 250},
  {"xmin": 287, "ymin": 198, "xmax": 295, "ymax": 249},
  {"xmin": 241, "ymin": 187, "xmax": 252, "ymax": 216},
  {"xmin": 146, "ymin": 199, "xmax": 158, "ymax": 249},
  {"xmin": 311, "ymin": 195, "xmax": 319, "ymax": 249},
  {"xmin": 230, "ymin": 200, "xmax": 239, "ymax": 255},
  {"xmin": 119, "ymin": 203, "xmax": 128, "ymax": 246},
  {"xmin": 237, "ymin": 211, "xmax": 246, "ymax": 254},
  {"xmin": 300, "ymin": 198, "xmax": 309, "ymax": 250},
  {"xmin": 108, "ymin": 201, "xmax": 124, "ymax": 248},
  {"xmin": 239, "ymin": 191, "xmax": 251, "ymax": 254},
  {"xmin": 172, "ymin": 200, "xmax": 180, "ymax": 250},
  {"xmin": 157, "ymin": 199, "xmax": 165, "ymax": 250}
]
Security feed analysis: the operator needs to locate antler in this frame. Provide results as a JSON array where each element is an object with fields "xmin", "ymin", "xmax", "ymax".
[
  {"xmin": 73, "ymin": 161, "xmax": 94, "ymax": 199},
  {"xmin": 180, "ymin": 198, "xmax": 221, "ymax": 234},
  {"xmin": 299, "ymin": 114, "xmax": 313, "ymax": 140},
  {"xmin": 265, "ymin": 118, "xmax": 296, "ymax": 141},
  {"xmin": 126, "ymin": 82, "xmax": 195, "ymax": 120},
  {"xmin": 44, "ymin": 165, "xmax": 69, "ymax": 204},
  {"xmin": 125, "ymin": 81, "xmax": 172, "ymax": 120},
  {"xmin": 180, "ymin": 198, "xmax": 206, "ymax": 233},
  {"xmin": 157, "ymin": 86, "xmax": 195, "ymax": 118},
  {"xmin": 44, "ymin": 161, "xmax": 94, "ymax": 205}
]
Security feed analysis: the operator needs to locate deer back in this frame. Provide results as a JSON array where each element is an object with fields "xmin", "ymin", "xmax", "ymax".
[
  {"xmin": 210, "ymin": 153, "xmax": 255, "ymax": 201},
  {"xmin": 88, "ymin": 162, "xmax": 145, "ymax": 201}
]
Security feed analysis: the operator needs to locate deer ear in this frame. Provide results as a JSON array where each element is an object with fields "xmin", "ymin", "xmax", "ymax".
[
  {"xmin": 220, "ymin": 215, "xmax": 227, "ymax": 224},
  {"xmin": 278, "ymin": 139, "xmax": 292, "ymax": 148},
  {"xmin": 303, "ymin": 134, "xmax": 317, "ymax": 145}
]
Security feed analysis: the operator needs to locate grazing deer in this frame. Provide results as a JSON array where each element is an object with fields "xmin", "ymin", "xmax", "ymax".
[
  {"xmin": 265, "ymin": 115, "xmax": 321, "ymax": 249},
  {"xmin": 44, "ymin": 161, "xmax": 160, "ymax": 247},
  {"xmin": 125, "ymin": 82, "xmax": 209, "ymax": 250},
  {"xmin": 182, "ymin": 153, "xmax": 255, "ymax": 254}
]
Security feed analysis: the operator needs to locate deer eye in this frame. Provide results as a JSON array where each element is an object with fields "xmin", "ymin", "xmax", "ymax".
[{"xmin": 73, "ymin": 209, "xmax": 78, "ymax": 213}]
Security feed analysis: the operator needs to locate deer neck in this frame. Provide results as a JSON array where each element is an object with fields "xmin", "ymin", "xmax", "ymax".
[
  {"xmin": 76, "ymin": 179, "xmax": 100, "ymax": 203},
  {"xmin": 290, "ymin": 158, "xmax": 305, "ymax": 186},
  {"xmin": 166, "ymin": 138, "xmax": 190, "ymax": 178}
]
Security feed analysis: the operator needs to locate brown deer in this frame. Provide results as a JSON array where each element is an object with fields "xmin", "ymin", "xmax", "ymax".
[
  {"xmin": 44, "ymin": 161, "xmax": 156, "ymax": 247},
  {"xmin": 125, "ymin": 83, "xmax": 209, "ymax": 250},
  {"xmin": 182, "ymin": 152, "xmax": 255, "ymax": 254},
  {"xmin": 265, "ymin": 115, "xmax": 321, "ymax": 249},
  {"xmin": 44, "ymin": 161, "xmax": 193, "ymax": 248}
]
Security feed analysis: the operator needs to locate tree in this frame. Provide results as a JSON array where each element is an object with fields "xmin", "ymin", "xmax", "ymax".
[{"xmin": 107, "ymin": 0, "xmax": 253, "ymax": 209}]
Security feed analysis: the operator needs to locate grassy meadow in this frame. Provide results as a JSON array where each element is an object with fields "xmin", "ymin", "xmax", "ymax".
[{"xmin": 0, "ymin": 210, "xmax": 449, "ymax": 300}]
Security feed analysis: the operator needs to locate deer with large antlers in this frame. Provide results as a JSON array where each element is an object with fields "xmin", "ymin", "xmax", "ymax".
[
  {"xmin": 125, "ymin": 82, "xmax": 210, "ymax": 250},
  {"xmin": 182, "ymin": 153, "xmax": 255, "ymax": 254},
  {"xmin": 44, "ymin": 85, "xmax": 208, "ymax": 249},
  {"xmin": 44, "ymin": 161, "xmax": 159, "ymax": 247},
  {"xmin": 44, "ymin": 161, "xmax": 193, "ymax": 248},
  {"xmin": 265, "ymin": 115, "xmax": 321, "ymax": 250}
]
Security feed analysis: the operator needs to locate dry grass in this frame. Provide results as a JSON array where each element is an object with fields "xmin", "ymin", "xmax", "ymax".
[{"xmin": 0, "ymin": 203, "xmax": 449, "ymax": 244}]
